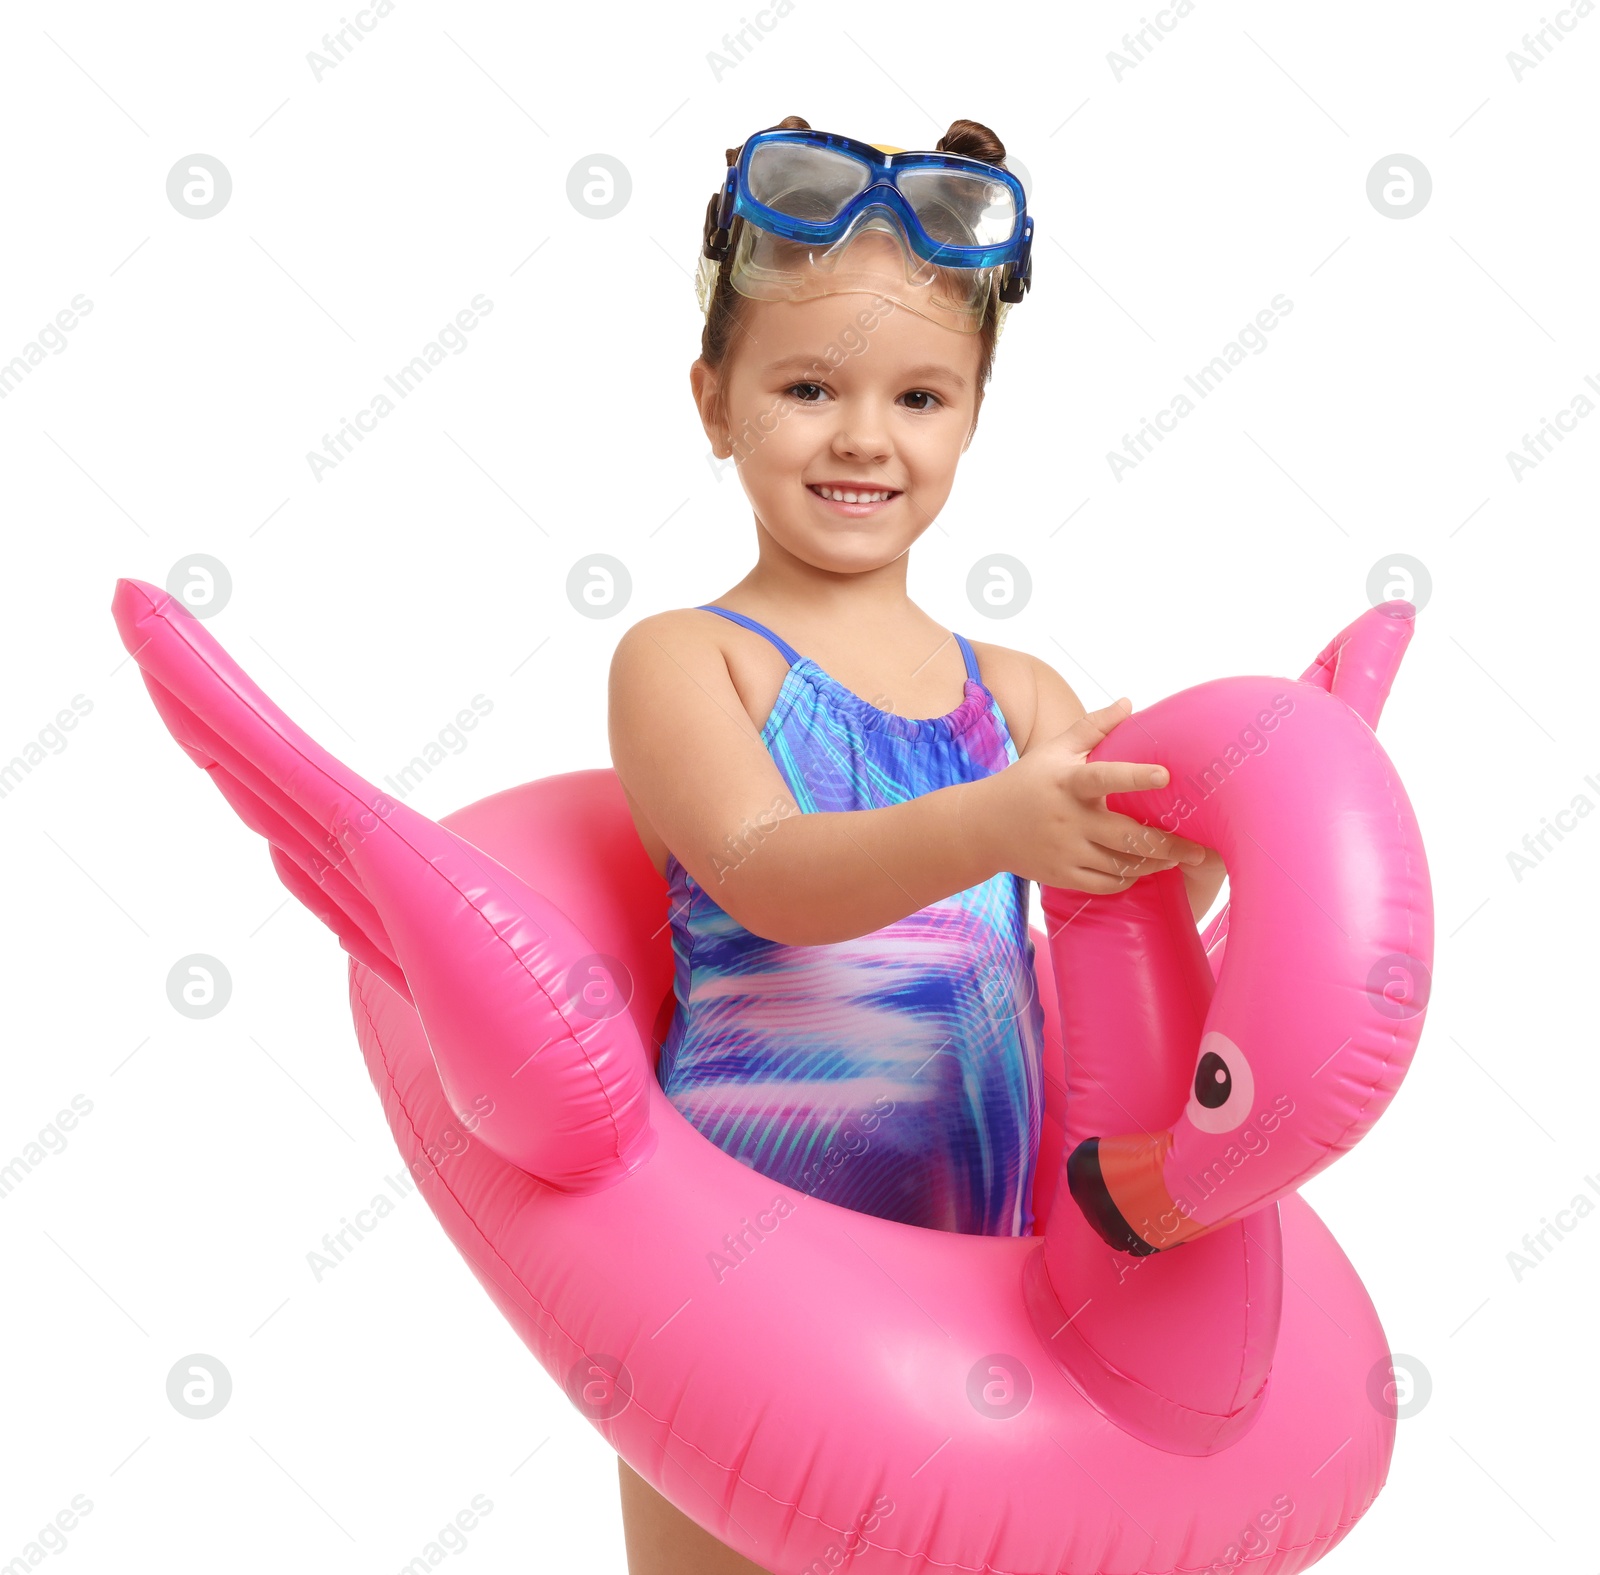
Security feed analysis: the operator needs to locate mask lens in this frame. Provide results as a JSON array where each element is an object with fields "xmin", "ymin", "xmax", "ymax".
[
  {"xmin": 893, "ymin": 168, "xmax": 1018, "ymax": 248},
  {"xmin": 746, "ymin": 142, "xmax": 869, "ymax": 223},
  {"xmin": 711, "ymin": 134, "xmax": 1025, "ymax": 334}
]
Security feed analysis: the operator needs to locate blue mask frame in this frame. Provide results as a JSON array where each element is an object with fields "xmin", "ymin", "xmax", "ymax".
[{"xmin": 702, "ymin": 128, "xmax": 1034, "ymax": 306}]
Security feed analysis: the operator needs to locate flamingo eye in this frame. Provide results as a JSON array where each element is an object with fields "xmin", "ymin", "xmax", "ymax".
[{"xmin": 1184, "ymin": 1030, "xmax": 1255, "ymax": 1133}]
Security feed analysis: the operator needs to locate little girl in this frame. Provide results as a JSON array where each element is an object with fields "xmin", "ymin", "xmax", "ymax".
[{"xmin": 607, "ymin": 114, "xmax": 1224, "ymax": 1574}]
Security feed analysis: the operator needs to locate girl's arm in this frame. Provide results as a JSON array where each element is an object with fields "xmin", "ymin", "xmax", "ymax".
[{"xmin": 609, "ymin": 612, "xmax": 1008, "ymax": 947}]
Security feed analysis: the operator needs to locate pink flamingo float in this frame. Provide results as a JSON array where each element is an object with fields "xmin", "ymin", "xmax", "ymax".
[{"xmin": 111, "ymin": 578, "xmax": 1429, "ymax": 1574}]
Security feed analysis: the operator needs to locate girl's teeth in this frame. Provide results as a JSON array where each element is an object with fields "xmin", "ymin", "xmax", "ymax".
[{"xmin": 816, "ymin": 486, "xmax": 892, "ymax": 503}]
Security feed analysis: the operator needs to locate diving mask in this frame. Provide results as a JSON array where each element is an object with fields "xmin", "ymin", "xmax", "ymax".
[{"xmin": 696, "ymin": 128, "xmax": 1033, "ymax": 336}]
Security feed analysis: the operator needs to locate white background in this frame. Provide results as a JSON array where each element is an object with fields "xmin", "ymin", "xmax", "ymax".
[{"xmin": 1, "ymin": 1, "xmax": 1594, "ymax": 1570}]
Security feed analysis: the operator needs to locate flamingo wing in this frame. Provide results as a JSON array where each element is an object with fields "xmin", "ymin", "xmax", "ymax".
[{"xmin": 111, "ymin": 578, "xmax": 656, "ymax": 1189}]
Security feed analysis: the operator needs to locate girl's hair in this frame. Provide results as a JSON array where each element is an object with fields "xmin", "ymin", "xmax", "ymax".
[{"xmin": 698, "ymin": 114, "xmax": 1013, "ymax": 424}]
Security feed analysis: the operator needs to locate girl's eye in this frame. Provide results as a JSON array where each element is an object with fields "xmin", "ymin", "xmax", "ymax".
[
  {"xmin": 900, "ymin": 389, "xmax": 942, "ymax": 412},
  {"xmin": 785, "ymin": 382, "xmax": 827, "ymax": 402}
]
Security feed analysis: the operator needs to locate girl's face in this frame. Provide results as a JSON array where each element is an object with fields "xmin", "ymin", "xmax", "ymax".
[{"xmin": 692, "ymin": 238, "xmax": 986, "ymax": 575}]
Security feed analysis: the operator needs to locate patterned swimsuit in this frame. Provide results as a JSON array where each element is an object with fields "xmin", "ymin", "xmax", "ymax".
[{"xmin": 655, "ymin": 605, "xmax": 1047, "ymax": 1236}]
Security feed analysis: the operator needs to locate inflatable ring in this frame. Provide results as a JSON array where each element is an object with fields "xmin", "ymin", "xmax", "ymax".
[{"xmin": 111, "ymin": 579, "xmax": 1431, "ymax": 1575}]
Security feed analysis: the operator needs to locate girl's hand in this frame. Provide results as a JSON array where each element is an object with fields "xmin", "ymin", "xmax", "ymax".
[
  {"xmin": 1180, "ymin": 840, "xmax": 1229, "ymax": 921},
  {"xmin": 984, "ymin": 698, "xmax": 1208, "ymax": 893}
]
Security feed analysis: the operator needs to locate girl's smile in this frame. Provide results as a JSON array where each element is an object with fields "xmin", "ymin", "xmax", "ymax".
[{"xmin": 805, "ymin": 480, "xmax": 903, "ymax": 516}]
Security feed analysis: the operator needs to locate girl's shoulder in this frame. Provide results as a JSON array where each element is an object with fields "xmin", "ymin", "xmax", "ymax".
[
  {"xmin": 965, "ymin": 638, "xmax": 1088, "ymax": 757},
  {"xmin": 610, "ymin": 604, "xmax": 791, "ymax": 742}
]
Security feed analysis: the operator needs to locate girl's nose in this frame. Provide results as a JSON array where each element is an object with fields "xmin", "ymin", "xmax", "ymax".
[{"xmin": 832, "ymin": 411, "xmax": 891, "ymax": 463}]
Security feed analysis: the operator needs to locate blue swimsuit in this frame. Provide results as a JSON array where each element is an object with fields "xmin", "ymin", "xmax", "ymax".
[{"xmin": 655, "ymin": 605, "xmax": 1046, "ymax": 1236}]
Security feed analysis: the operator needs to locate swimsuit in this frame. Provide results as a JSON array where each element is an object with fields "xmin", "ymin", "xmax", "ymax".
[{"xmin": 654, "ymin": 605, "xmax": 1046, "ymax": 1236}]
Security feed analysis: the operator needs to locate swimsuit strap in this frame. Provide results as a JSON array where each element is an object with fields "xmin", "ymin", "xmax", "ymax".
[
  {"xmin": 698, "ymin": 604, "xmax": 982, "ymax": 687},
  {"xmin": 696, "ymin": 604, "xmax": 801, "ymax": 666}
]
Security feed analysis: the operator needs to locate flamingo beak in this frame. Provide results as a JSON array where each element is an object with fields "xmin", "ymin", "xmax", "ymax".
[{"xmin": 1067, "ymin": 1131, "xmax": 1210, "ymax": 1254}]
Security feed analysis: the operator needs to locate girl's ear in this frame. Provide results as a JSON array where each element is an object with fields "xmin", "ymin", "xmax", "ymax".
[{"xmin": 689, "ymin": 358, "xmax": 731, "ymax": 458}]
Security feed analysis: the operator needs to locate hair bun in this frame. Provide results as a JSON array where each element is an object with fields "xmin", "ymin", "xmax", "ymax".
[{"xmin": 935, "ymin": 118, "xmax": 1006, "ymax": 166}]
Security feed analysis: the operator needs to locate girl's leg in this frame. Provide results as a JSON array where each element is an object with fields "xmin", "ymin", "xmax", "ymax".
[{"xmin": 616, "ymin": 1457, "xmax": 774, "ymax": 1575}]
